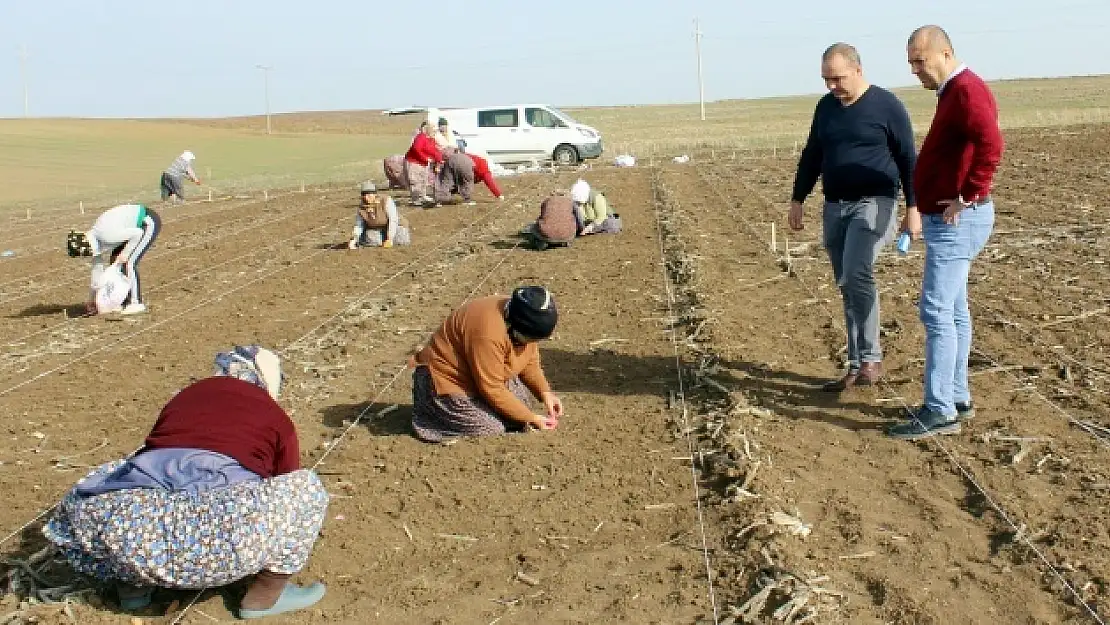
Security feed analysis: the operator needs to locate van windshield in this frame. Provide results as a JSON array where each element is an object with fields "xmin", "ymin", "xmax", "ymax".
[{"xmin": 548, "ymin": 107, "xmax": 578, "ymax": 124}]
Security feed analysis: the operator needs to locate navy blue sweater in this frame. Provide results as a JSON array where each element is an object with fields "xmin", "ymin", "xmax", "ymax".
[{"xmin": 791, "ymin": 86, "xmax": 917, "ymax": 207}]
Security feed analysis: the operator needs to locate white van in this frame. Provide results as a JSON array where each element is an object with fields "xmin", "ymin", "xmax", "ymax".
[{"xmin": 429, "ymin": 104, "xmax": 603, "ymax": 166}]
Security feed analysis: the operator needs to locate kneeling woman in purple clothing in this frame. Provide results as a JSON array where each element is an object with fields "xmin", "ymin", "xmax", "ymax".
[{"xmin": 42, "ymin": 346, "xmax": 329, "ymax": 619}]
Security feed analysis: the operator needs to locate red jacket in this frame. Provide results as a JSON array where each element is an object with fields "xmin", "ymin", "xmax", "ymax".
[
  {"xmin": 468, "ymin": 154, "xmax": 502, "ymax": 197},
  {"xmin": 143, "ymin": 377, "xmax": 300, "ymax": 478},
  {"xmin": 405, "ymin": 133, "xmax": 444, "ymax": 165},
  {"xmin": 913, "ymin": 69, "xmax": 1004, "ymax": 214}
]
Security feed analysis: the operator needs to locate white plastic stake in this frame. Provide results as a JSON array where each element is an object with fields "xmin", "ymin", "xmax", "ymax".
[
  {"xmin": 770, "ymin": 222, "xmax": 776, "ymax": 253},
  {"xmin": 79, "ymin": 201, "xmax": 84, "ymax": 215},
  {"xmin": 26, "ymin": 207, "xmax": 30, "ymax": 219},
  {"xmin": 263, "ymin": 189, "xmax": 269, "ymax": 201},
  {"xmin": 300, "ymin": 180, "xmax": 305, "ymax": 193},
  {"xmin": 208, "ymin": 189, "xmax": 213, "ymax": 202}
]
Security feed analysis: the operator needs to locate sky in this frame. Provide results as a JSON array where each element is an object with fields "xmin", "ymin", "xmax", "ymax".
[{"xmin": 1, "ymin": 0, "xmax": 1108, "ymax": 119}]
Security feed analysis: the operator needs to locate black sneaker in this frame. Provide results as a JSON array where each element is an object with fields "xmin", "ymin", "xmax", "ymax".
[
  {"xmin": 901, "ymin": 401, "xmax": 975, "ymax": 421},
  {"xmin": 888, "ymin": 406, "xmax": 961, "ymax": 440},
  {"xmin": 955, "ymin": 401, "xmax": 975, "ymax": 421}
]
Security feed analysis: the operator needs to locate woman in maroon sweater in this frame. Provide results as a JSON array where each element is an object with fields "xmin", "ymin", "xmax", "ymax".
[
  {"xmin": 403, "ymin": 121, "xmax": 445, "ymax": 206},
  {"xmin": 43, "ymin": 346, "xmax": 329, "ymax": 620}
]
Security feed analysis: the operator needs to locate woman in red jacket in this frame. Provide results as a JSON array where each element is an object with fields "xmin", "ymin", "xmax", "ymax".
[
  {"xmin": 404, "ymin": 121, "xmax": 445, "ymax": 206},
  {"xmin": 467, "ymin": 151, "xmax": 505, "ymax": 201},
  {"xmin": 43, "ymin": 346, "xmax": 329, "ymax": 620}
]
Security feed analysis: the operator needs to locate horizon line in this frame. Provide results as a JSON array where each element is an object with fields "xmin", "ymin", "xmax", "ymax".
[{"xmin": 1, "ymin": 73, "xmax": 1106, "ymax": 123}]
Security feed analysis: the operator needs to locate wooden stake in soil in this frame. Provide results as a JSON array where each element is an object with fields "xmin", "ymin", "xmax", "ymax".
[{"xmin": 514, "ymin": 571, "xmax": 541, "ymax": 587}]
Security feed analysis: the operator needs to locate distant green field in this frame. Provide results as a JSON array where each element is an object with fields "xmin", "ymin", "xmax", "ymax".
[
  {"xmin": 1, "ymin": 75, "xmax": 1107, "ymax": 214},
  {"xmin": 570, "ymin": 75, "xmax": 1110, "ymax": 156},
  {"xmin": 0, "ymin": 120, "xmax": 406, "ymax": 212}
]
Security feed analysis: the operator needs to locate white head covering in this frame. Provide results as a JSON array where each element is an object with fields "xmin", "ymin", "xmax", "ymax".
[
  {"xmin": 571, "ymin": 179, "xmax": 591, "ymax": 204},
  {"xmin": 181, "ymin": 150, "xmax": 196, "ymax": 161}
]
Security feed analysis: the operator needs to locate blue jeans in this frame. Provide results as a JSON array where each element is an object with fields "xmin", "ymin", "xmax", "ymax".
[
  {"xmin": 920, "ymin": 202, "xmax": 994, "ymax": 416},
  {"xmin": 822, "ymin": 198, "xmax": 898, "ymax": 368}
]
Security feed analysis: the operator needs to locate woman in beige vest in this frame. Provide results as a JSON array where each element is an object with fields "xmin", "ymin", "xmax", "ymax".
[{"xmin": 348, "ymin": 181, "xmax": 411, "ymax": 249}]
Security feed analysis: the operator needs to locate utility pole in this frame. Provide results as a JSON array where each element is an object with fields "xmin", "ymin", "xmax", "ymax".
[
  {"xmin": 256, "ymin": 64, "xmax": 272, "ymax": 134},
  {"xmin": 694, "ymin": 19, "xmax": 705, "ymax": 121},
  {"xmin": 18, "ymin": 45, "xmax": 28, "ymax": 118}
]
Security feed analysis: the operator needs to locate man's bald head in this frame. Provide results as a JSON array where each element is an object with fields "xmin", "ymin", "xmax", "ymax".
[
  {"xmin": 907, "ymin": 25, "xmax": 960, "ymax": 91},
  {"xmin": 908, "ymin": 25, "xmax": 954, "ymax": 54}
]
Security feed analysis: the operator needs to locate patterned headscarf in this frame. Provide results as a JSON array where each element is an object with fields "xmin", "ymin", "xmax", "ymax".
[
  {"xmin": 66, "ymin": 231, "xmax": 93, "ymax": 258},
  {"xmin": 213, "ymin": 345, "xmax": 283, "ymax": 400}
]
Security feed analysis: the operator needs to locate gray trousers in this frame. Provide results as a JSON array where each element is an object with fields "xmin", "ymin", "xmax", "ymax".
[{"xmin": 822, "ymin": 197, "xmax": 898, "ymax": 369}]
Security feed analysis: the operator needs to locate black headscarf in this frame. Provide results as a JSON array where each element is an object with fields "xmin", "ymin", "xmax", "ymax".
[{"xmin": 506, "ymin": 286, "xmax": 558, "ymax": 340}]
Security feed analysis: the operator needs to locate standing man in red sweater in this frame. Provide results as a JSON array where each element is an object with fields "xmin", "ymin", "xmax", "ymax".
[{"xmin": 888, "ymin": 25, "xmax": 1004, "ymax": 440}]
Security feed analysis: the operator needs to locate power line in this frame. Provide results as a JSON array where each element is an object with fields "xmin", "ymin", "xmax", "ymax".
[
  {"xmin": 256, "ymin": 64, "xmax": 272, "ymax": 134},
  {"xmin": 694, "ymin": 18, "xmax": 706, "ymax": 121},
  {"xmin": 17, "ymin": 45, "xmax": 28, "ymax": 118}
]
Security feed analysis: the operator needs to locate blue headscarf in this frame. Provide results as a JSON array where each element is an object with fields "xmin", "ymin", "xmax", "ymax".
[{"xmin": 213, "ymin": 345, "xmax": 283, "ymax": 400}]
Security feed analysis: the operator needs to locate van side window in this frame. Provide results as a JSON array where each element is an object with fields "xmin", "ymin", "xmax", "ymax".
[
  {"xmin": 525, "ymin": 108, "xmax": 566, "ymax": 128},
  {"xmin": 478, "ymin": 109, "xmax": 519, "ymax": 128}
]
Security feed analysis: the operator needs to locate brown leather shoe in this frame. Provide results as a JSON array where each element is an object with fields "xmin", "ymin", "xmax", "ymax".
[
  {"xmin": 856, "ymin": 361, "xmax": 883, "ymax": 386},
  {"xmin": 822, "ymin": 362, "xmax": 883, "ymax": 392},
  {"xmin": 822, "ymin": 369, "xmax": 859, "ymax": 392}
]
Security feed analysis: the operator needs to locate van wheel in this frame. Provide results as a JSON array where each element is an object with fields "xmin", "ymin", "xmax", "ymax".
[{"xmin": 553, "ymin": 145, "xmax": 579, "ymax": 165}]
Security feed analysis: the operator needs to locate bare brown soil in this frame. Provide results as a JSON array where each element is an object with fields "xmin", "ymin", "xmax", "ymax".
[{"xmin": 0, "ymin": 123, "xmax": 1107, "ymax": 624}]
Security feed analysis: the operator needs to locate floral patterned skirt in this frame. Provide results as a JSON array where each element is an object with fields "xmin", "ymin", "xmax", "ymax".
[
  {"xmin": 42, "ymin": 462, "xmax": 329, "ymax": 589},
  {"xmin": 410, "ymin": 365, "xmax": 533, "ymax": 442}
]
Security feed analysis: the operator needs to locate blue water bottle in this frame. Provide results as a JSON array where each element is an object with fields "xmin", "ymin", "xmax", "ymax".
[{"xmin": 896, "ymin": 231, "xmax": 912, "ymax": 256}]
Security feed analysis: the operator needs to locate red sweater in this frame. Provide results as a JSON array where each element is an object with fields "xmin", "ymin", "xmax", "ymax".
[
  {"xmin": 405, "ymin": 133, "xmax": 444, "ymax": 165},
  {"xmin": 143, "ymin": 377, "xmax": 301, "ymax": 478},
  {"xmin": 468, "ymin": 154, "xmax": 502, "ymax": 197},
  {"xmin": 913, "ymin": 68, "xmax": 1004, "ymax": 214}
]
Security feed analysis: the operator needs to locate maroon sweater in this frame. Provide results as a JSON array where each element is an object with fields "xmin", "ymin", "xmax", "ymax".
[
  {"xmin": 143, "ymin": 377, "xmax": 301, "ymax": 478},
  {"xmin": 913, "ymin": 68, "xmax": 1004, "ymax": 214}
]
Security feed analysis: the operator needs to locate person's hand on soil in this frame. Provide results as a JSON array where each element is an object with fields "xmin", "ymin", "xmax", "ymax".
[
  {"xmin": 788, "ymin": 201, "xmax": 805, "ymax": 230},
  {"xmin": 531, "ymin": 414, "xmax": 558, "ymax": 430},
  {"xmin": 541, "ymin": 392, "xmax": 564, "ymax": 420}
]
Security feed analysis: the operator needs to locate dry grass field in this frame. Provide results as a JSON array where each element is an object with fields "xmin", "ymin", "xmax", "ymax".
[{"xmin": 0, "ymin": 75, "xmax": 1108, "ymax": 624}]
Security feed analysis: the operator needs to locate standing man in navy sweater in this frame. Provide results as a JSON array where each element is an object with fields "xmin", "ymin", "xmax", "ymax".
[
  {"xmin": 790, "ymin": 43, "xmax": 917, "ymax": 392},
  {"xmin": 888, "ymin": 26, "xmax": 1004, "ymax": 440}
]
